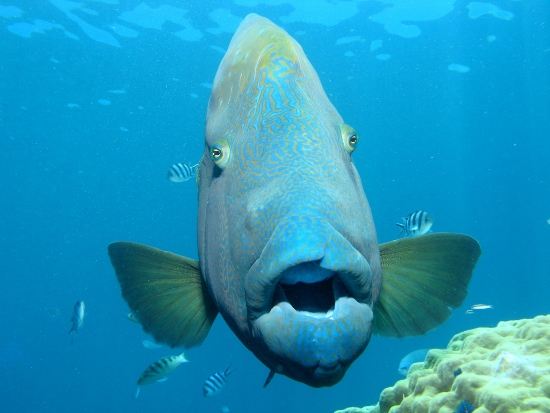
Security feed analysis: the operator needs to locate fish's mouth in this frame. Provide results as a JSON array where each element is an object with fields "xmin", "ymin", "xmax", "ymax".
[
  {"xmin": 276, "ymin": 264, "xmax": 354, "ymax": 319},
  {"xmin": 280, "ymin": 264, "xmax": 338, "ymax": 315},
  {"xmin": 245, "ymin": 215, "xmax": 374, "ymax": 387}
]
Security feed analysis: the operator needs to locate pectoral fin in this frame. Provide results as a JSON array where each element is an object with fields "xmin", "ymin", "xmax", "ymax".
[
  {"xmin": 108, "ymin": 242, "xmax": 218, "ymax": 348},
  {"xmin": 373, "ymin": 233, "xmax": 481, "ymax": 338}
]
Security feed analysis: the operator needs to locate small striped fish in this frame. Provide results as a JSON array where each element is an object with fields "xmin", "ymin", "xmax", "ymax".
[
  {"xmin": 69, "ymin": 301, "xmax": 85, "ymax": 344},
  {"xmin": 396, "ymin": 210, "xmax": 433, "ymax": 238},
  {"xmin": 203, "ymin": 364, "xmax": 235, "ymax": 398},
  {"xmin": 134, "ymin": 353, "xmax": 188, "ymax": 398},
  {"xmin": 167, "ymin": 162, "xmax": 198, "ymax": 183}
]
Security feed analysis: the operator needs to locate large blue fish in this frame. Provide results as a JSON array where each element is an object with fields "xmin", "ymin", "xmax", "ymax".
[{"xmin": 108, "ymin": 14, "xmax": 481, "ymax": 387}]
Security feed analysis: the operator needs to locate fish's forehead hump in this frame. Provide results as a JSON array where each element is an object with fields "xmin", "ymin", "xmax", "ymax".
[
  {"xmin": 224, "ymin": 14, "xmax": 300, "ymax": 67},
  {"xmin": 205, "ymin": 13, "xmax": 335, "ymax": 143}
]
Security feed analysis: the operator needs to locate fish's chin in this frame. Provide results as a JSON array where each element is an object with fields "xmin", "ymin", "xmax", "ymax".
[{"xmin": 244, "ymin": 215, "xmax": 375, "ymax": 387}]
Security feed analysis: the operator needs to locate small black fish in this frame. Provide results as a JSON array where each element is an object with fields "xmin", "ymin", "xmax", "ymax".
[
  {"xmin": 454, "ymin": 400, "xmax": 476, "ymax": 413},
  {"xmin": 167, "ymin": 162, "xmax": 198, "ymax": 183},
  {"xmin": 396, "ymin": 210, "xmax": 433, "ymax": 238},
  {"xmin": 203, "ymin": 364, "xmax": 235, "ymax": 398},
  {"xmin": 453, "ymin": 367, "xmax": 463, "ymax": 377},
  {"xmin": 69, "ymin": 301, "xmax": 85, "ymax": 344}
]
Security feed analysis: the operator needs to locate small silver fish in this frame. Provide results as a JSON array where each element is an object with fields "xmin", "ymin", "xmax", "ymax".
[
  {"xmin": 398, "ymin": 349, "xmax": 429, "ymax": 376},
  {"xmin": 167, "ymin": 162, "xmax": 198, "ymax": 183},
  {"xmin": 203, "ymin": 364, "xmax": 235, "ymax": 398},
  {"xmin": 134, "ymin": 353, "xmax": 188, "ymax": 398},
  {"xmin": 396, "ymin": 210, "xmax": 433, "ymax": 238},
  {"xmin": 470, "ymin": 304, "xmax": 493, "ymax": 310},
  {"xmin": 127, "ymin": 311, "xmax": 139, "ymax": 323},
  {"xmin": 142, "ymin": 340, "xmax": 162, "ymax": 350},
  {"xmin": 69, "ymin": 301, "xmax": 85, "ymax": 344}
]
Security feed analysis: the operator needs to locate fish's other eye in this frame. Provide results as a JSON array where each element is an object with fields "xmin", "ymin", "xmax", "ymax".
[
  {"xmin": 339, "ymin": 123, "xmax": 358, "ymax": 154},
  {"xmin": 210, "ymin": 138, "xmax": 230, "ymax": 169}
]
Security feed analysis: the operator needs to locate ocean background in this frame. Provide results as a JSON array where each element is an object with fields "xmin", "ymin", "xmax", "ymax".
[{"xmin": 1, "ymin": 1, "xmax": 549, "ymax": 412}]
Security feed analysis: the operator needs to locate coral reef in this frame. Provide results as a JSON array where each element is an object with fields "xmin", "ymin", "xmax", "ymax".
[{"xmin": 336, "ymin": 315, "xmax": 550, "ymax": 413}]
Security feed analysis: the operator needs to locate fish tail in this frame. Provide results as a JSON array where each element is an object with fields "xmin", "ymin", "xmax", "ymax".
[
  {"xmin": 69, "ymin": 326, "xmax": 76, "ymax": 344},
  {"xmin": 395, "ymin": 223, "xmax": 405, "ymax": 237},
  {"xmin": 224, "ymin": 363, "xmax": 236, "ymax": 376}
]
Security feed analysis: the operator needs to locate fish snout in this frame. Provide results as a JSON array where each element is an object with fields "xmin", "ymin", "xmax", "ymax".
[{"xmin": 244, "ymin": 214, "xmax": 374, "ymax": 386}]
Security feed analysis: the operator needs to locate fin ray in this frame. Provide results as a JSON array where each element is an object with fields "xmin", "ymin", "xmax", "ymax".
[
  {"xmin": 108, "ymin": 242, "xmax": 218, "ymax": 348},
  {"xmin": 373, "ymin": 233, "xmax": 481, "ymax": 338}
]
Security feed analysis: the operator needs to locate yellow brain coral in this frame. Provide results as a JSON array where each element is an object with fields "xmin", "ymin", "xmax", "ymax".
[{"xmin": 336, "ymin": 315, "xmax": 550, "ymax": 413}]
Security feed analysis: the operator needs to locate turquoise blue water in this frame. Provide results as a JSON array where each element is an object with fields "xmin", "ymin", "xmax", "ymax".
[{"xmin": 1, "ymin": 1, "xmax": 549, "ymax": 412}]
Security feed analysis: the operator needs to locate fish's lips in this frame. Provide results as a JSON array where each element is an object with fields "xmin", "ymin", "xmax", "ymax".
[
  {"xmin": 244, "ymin": 214, "xmax": 374, "ymax": 386},
  {"xmin": 254, "ymin": 292, "xmax": 373, "ymax": 386}
]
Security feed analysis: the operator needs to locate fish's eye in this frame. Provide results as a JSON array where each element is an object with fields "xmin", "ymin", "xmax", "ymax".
[
  {"xmin": 211, "ymin": 147, "xmax": 222, "ymax": 159},
  {"xmin": 339, "ymin": 123, "xmax": 358, "ymax": 154},
  {"xmin": 210, "ymin": 138, "xmax": 230, "ymax": 169}
]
